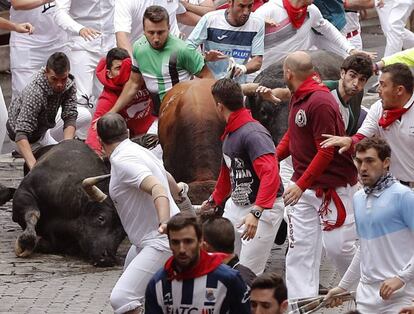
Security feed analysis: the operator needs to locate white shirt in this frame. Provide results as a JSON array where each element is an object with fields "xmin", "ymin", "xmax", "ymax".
[
  {"xmin": 114, "ymin": 0, "xmax": 184, "ymax": 45},
  {"xmin": 109, "ymin": 139, "xmax": 179, "ymax": 246},
  {"xmin": 10, "ymin": 2, "xmax": 67, "ymax": 47},
  {"xmin": 54, "ymin": 0, "xmax": 115, "ymax": 50},
  {"xmin": 358, "ymin": 94, "xmax": 414, "ymax": 182},
  {"xmin": 254, "ymin": 0, "xmax": 353, "ymax": 70},
  {"xmin": 178, "ymin": 0, "xmax": 203, "ymax": 39}
]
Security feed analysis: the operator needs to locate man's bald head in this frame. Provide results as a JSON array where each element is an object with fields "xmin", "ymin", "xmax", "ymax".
[
  {"xmin": 97, "ymin": 113, "xmax": 129, "ymax": 144},
  {"xmin": 284, "ymin": 51, "xmax": 314, "ymax": 81}
]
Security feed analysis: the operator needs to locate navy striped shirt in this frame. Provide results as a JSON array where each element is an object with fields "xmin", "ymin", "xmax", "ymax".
[{"xmin": 145, "ymin": 264, "xmax": 251, "ymax": 313}]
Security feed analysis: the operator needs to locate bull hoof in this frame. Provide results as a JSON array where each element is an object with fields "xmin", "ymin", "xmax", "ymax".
[{"xmin": 15, "ymin": 231, "xmax": 37, "ymax": 257}]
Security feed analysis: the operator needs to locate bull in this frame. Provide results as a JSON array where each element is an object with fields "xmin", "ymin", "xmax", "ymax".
[
  {"xmin": 11, "ymin": 140, "xmax": 126, "ymax": 267},
  {"xmin": 247, "ymin": 50, "xmax": 345, "ymax": 144},
  {"xmin": 158, "ymin": 79, "xmax": 225, "ymax": 204}
]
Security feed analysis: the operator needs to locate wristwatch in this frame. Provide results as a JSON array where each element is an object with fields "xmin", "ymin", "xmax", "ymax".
[{"xmin": 250, "ymin": 208, "xmax": 262, "ymax": 219}]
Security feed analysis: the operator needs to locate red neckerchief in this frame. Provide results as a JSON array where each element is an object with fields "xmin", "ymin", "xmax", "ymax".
[
  {"xmin": 378, "ymin": 101, "xmax": 413, "ymax": 128},
  {"xmin": 294, "ymin": 72, "xmax": 330, "ymax": 100},
  {"xmin": 315, "ymin": 188, "xmax": 346, "ymax": 231},
  {"xmin": 165, "ymin": 249, "xmax": 228, "ymax": 281},
  {"xmin": 282, "ymin": 0, "xmax": 308, "ymax": 29},
  {"xmin": 220, "ymin": 108, "xmax": 256, "ymax": 141}
]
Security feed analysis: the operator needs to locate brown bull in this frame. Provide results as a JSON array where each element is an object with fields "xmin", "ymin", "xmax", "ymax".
[{"xmin": 158, "ymin": 79, "xmax": 225, "ymax": 204}]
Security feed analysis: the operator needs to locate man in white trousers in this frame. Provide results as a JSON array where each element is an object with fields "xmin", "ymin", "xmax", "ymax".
[
  {"xmin": 326, "ymin": 138, "xmax": 414, "ymax": 313},
  {"xmin": 276, "ymin": 51, "xmax": 358, "ymax": 299},
  {"xmin": 201, "ymin": 78, "xmax": 284, "ymax": 275},
  {"xmin": 9, "ymin": 0, "xmax": 68, "ymax": 99},
  {"xmin": 97, "ymin": 113, "xmax": 181, "ymax": 314},
  {"xmin": 54, "ymin": 0, "xmax": 114, "ymax": 133}
]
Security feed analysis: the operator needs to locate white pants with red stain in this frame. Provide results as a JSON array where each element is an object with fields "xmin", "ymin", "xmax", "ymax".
[
  {"xmin": 377, "ymin": 0, "xmax": 414, "ymax": 57},
  {"xmin": 285, "ymin": 183, "xmax": 358, "ymax": 299},
  {"xmin": 110, "ymin": 231, "xmax": 171, "ymax": 314},
  {"xmin": 223, "ymin": 197, "xmax": 285, "ymax": 275},
  {"xmin": 356, "ymin": 280, "xmax": 414, "ymax": 314}
]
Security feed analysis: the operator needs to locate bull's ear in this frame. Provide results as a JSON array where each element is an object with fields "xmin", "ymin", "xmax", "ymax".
[{"xmin": 82, "ymin": 174, "xmax": 110, "ymax": 202}]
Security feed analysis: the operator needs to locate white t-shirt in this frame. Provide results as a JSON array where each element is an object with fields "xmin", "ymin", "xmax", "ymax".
[
  {"xmin": 109, "ymin": 139, "xmax": 180, "ymax": 245},
  {"xmin": 254, "ymin": 0, "xmax": 352, "ymax": 70},
  {"xmin": 358, "ymin": 94, "xmax": 414, "ymax": 182},
  {"xmin": 187, "ymin": 9, "xmax": 264, "ymax": 82},
  {"xmin": 9, "ymin": 2, "xmax": 67, "ymax": 47},
  {"xmin": 114, "ymin": 0, "xmax": 184, "ymax": 44},
  {"xmin": 54, "ymin": 0, "xmax": 115, "ymax": 51},
  {"xmin": 178, "ymin": 0, "xmax": 203, "ymax": 39}
]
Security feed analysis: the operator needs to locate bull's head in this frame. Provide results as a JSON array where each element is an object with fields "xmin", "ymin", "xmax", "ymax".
[{"xmin": 79, "ymin": 174, "xmax": 126, "ymax": 267}]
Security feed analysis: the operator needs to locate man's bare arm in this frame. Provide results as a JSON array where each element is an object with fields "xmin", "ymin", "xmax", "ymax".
[
  {"xmin": 116, "ymin": 31, "xmax": 133, "ymax": 57},
  {"xmin": 195, "ymin": 64, "xmax": 214, "ymax": 79},
  {"xmin": 16, "ymin": 139, "xmax": 36, "ymax": 170},
  {"xmin": 180, "ymin": 0, "xmax": 215, "ymax": 16},
  {"xmin": 63, "ymin": 125, "xmax": 76, "ymax": 140},
  {"xmin": 344, "ymin": 0, "xmax": 375, "ymax": 10},
  {"xmin": 109, "ymin": 70, "xmax": 143, "ymax": 113}
]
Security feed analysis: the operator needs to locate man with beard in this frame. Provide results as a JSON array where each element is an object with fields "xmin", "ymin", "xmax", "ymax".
[
  {"xmin": 110, "ymin": 5, "xmax": 213, "ymax": 118},
  {"xmin": 321, "ymin": 63, "xmax": 414, "ymax": 187},
  {"xmin": 323, "ymin": 53, "xmax": 373, "ymax": 135},
  {"xmin": 250, "ymin": 273, "xmax": 288, "ymax": 314},
  {"xmin": 326, "ymin": 138, "xmax": 414, "ymax": 313},
  {"xmin": 186, "ymin": 0, "xmax": 265, "ymax": 82},
  {"xmin": 200, "ymin": 78, "xmax": 284, "ymax": 276},
  {"xmin": 277, "ymin": 51, "xmax": 358, "ymax": 299},
  {"xmin": 145, "ymin": 211, "xmax": 251, "ymax": 313},
  {"xmin": 6, "ymin": 52, "xmax": 83, "ymax": 170}
]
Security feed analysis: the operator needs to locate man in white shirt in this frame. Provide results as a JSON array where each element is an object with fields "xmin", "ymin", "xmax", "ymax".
[
  {"xmin": 54, "ymin": 0, "xmax": 115, "ymax": 122},
  {"xmin": 186, "ymin": 0, "xmax": 265, "ymax": 82},
  {"xmin": 321, "ymin": 63, "xmax": 414, "ymax": 186},
  {"xmin": 254, "ymin": 0, "xmax": 358, "ymax": 71},
  {"xmin": 97, "ymin": 113, "xmax": 182, "ymax": 314},
  {"xmin": 9, "ymin": 0, "xmax": 68, "ymax": 98},
  {"xmin": 326, "ymin": 137, "xmax": 414, "ymax": 313}
]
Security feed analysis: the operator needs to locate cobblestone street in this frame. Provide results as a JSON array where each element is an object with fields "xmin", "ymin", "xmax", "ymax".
[{"xmin": 0, "ymin": 15, "xmax": 385, "ymax": 314}]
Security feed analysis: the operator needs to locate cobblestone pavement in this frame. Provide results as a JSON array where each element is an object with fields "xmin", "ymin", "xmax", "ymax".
[
  {"xmin": 0, "ymin": 18, "xmax": 384, "ymax": 314},
  {"xmin": 0, "ymin": 155, "xmax": 357, "ymax": 313}
]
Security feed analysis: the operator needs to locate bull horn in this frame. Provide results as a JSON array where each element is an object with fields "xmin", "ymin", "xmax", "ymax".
[{"xmin": 82, "ymin": 174, "xmax": 111, "ymax": 202}]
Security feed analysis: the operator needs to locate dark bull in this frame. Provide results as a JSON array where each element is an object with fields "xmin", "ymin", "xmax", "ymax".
[{"xmin": 11, "ymin": 140, "xmax": 126, "ymax": 267}]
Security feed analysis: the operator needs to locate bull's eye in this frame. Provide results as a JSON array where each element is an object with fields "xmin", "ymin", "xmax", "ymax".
[{"xmin": 97, "ymin": 215, "xmax": 106, "ymax": 224}]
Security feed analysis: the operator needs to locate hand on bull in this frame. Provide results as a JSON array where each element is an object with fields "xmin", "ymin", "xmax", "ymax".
[
  {"xmin": 204, "ymin": 50, "xmax": 227, "ymax": 62},
  {"xmin": 349, "ymin": 48, "xmax": 377, "ymax": 60},
  {"xmin": 79, "ymin": 27, "xmax": 101, "ymax": 41},
  {"xmin": 282, "ymin": 184, "xmax": 303, "ymax": 206},
  {"xmin": 237, "ymin": 211, "xmax": 259, "ymax": 241},
  {"xmin": 256, "ymin": 86, "xmax": 282, "ymax": 104}
]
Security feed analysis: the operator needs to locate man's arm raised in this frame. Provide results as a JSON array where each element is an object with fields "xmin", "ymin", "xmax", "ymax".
[{"xmin": 109, "ymin": 70, "xmax": 144, "ymax": 114}]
